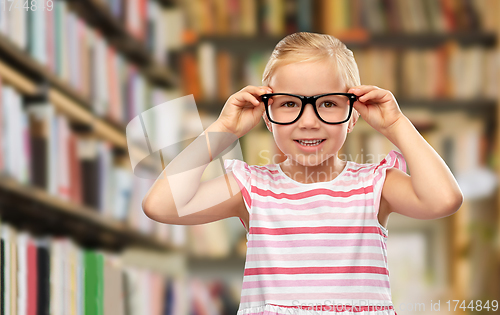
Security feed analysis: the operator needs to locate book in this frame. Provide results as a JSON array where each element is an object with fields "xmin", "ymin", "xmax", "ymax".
[
  {"xmin": 77, "ymin": 138, "xmax": 101, "ymax": 210},
  {"xmin": 35, "ymin": 237, "xmax": 51, "ymax": 315}
]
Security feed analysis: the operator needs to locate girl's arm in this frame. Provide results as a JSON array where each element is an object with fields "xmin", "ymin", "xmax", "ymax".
[
  {"xmin": 142, "ymin": 85, "xmax": 271, "ymax": 225},
  {"xmin": 348, "ymin": 86, "xmax": 463, "ymax": 219},
  {"xmin": 142, "ymin": 121, "xmax": 245, "ymax": 224},
  {"xmin": 381, "ymin": 115, "xmax": 463, "ymax": 219}
]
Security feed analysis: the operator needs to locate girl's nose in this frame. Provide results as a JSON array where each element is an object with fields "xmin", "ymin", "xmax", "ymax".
[{"xmin": 298, "ymin": 102, "xmax": 320, "ymax": 127}]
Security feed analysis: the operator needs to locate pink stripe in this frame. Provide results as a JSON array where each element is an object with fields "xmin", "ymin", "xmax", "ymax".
[
  {"xmin": 239, "ymin": 218, "xmax": 247, "ymax": 230},
  {"xmin": 239, "ymin": 311, "xmax": 290, "ymax": 315},
  {"xmin": 256, "ymin": 165, "xmax": 377, "ymax": 176},
  {"xmin": 372, "ymin": 151, "xmax": 406, "ymax": 217},
  {"xmin": 244, "ymin": 266, "xmax": 389, "ymax": 276},
  {"xmin": 232, "ymin": 175, "xmax": 252, "ymax": 208},
  {"xmin": 252, "ymin": 198, "xmax": 372, "ymax": 210},
  {"xmin": 372, "ymin": 152, "xmax": 406, "ymax": 186},
  {"xmin": 251, "ymin": 226, "xmax": 383, "ymax": 236},
  {"xmin": 252, "ymin": 211, "xmax": 374, "ymax": 222},
  {"xmin": 394, "ymin": 151, "xmax": 407, "ymax": 173},
  {"xmin": 253, "ymin": 166, "xmax": 373, "ymax": 185},
  {"xmin": 373, "ymin": 165, "xmax": 390, "ymax": 186},
  {"xmin": 254, "ymin": 173, "xmax": 367, "ymax": 189},
  {"xmin": 240, "ymin": 291, "xmax": 392, "ymax": 303},
  {"xmin": 254, "ymin": 186, "xmax": 373, "ymax": 200},
  {"xmin": 240, "ymin": 311, "xmax": 290, "ymax": 315},
  {"xmin": 246, "ymin": 252, "xmax": 386, "ymax": 262},
  {"xmin": 255, "ymin": 170, "xmax": 368, "ymax": 189},
  {"xmin": 242, "ymin": 278, "xmax": 390, "ymax": 289},
  {"xmin": 247, "ymin": 238, "xmax": 385, "ymax": 248},
  {"xmin": 348, "ymin": 164, "xmax": 378, "ymax": 174},
  {"xmin": 253, "ymin": 167, "xmax": 280, "ymax": 175}
]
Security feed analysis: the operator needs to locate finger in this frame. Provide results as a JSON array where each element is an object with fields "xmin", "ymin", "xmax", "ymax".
[
  {"xmin": 234, "ymin": 91, "xmax": 261, "ymax": 106},
  {"xmin": 248, "ymin": 86, "xmax": 273, "ymax": 104},
  {"xmin": 257, "ymin": 87, "xmax": 273, "ymax": 97},
  {"xmin": 349, "ymin": 85, "xmax": 378, "ymax": 95},
  {"xmin": 348, "ymin": 85, "xmax": 380, "ymax": 96},
  {"xmin": 358, "ymin": 89, "xmax": 387, "ymax": 103},
  {"xmin": 243, "ymin": 85, "xmax": 273, "ymax": 96}
]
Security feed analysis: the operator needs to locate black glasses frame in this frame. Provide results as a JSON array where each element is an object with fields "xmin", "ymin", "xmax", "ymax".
[{"xmin": 261, "ymin": 93, "xmax": 357, "ymax": 125}]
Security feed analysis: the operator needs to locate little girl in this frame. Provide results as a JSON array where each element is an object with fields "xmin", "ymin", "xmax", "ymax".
[{"xmin": 142, "ymin": 32, "xmax": 463, "ymax": 315}]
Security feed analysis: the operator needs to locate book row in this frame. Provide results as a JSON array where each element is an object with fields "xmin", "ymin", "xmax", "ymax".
[
  {"xmin": 0, "ymin": 78, "xmax": 187, "ymax": 247},
  {"xmin": 0, "ymin": 221, "xmax": 184, "ymax": 315},
  {"xmin": 0, "ymin": 0, "xmax": 183, "ymax": 126},
  {"xmin": 0, "ymin": 219, "xmax": 242, "ymax": 315},
  {"xmin": 352, "ymin": 43, "xmax": 497, "ymax": 100},
  {"xmin": 182, "ymin": 0, "xmax": 495, "ymax": 38},
  {"xmin": 182, "ymin": 42, "xmax": 497, "ymax": 105}
]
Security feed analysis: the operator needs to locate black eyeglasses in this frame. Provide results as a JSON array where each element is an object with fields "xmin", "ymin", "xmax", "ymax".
[{"xmin": 261, "ymin": 93, "xmax": 357, "ymax": 125}]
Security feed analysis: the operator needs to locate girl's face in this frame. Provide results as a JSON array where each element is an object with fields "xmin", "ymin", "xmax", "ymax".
[{"xmin": 263, "ymin": 59, "xmax": 357, "ymax": 167}]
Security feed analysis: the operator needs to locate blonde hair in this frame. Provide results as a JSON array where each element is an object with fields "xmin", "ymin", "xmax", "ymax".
[{"xmin": 262, "ymin": 32, "xmax": 361, "ymax": 90}]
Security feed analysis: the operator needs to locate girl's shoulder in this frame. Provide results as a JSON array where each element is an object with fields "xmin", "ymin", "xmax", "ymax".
[{"xmin": 347, "ymin": 150, "xmax": 407, "ymax": 176}]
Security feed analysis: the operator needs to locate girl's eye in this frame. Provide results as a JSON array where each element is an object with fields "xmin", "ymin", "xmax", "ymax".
[
  {"xmin": 320, "ymin": 102, "xmax": 336, "ymax": 108},
  {"xmin": 282, "ymin": 102, "xmax": 298, "ymax": 108}
]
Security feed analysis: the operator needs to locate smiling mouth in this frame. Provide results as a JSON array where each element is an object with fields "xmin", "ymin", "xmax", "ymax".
[{"xmin": 294, "ymin": 139, "xmax": 326, "ymax": 146}]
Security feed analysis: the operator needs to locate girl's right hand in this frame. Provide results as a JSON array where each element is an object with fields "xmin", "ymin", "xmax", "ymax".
[{"xmin": 215, "ymin": 85, "xmax": 273, "ymax": 138}]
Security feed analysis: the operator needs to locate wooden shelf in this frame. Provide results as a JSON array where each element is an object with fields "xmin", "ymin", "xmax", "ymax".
[
  {"xmin": 184, "ymin": 32, "xmax": 497, "ymax": 54},
  {"xmin": 0, "ymin": 58, "xmax": 159, "ymax": 175},
  {"xmin": 398, "ymin": 98, "xmax": 496, "ymax": 112},
  {"xmin": 355, "ymin": 32, "xmax": 496, "ymax": 48},
  {"xmin": 400, "ymin": 99, "xmax": 497, "ymax": 132},
  {"xmin": 0, "ymin": 1, "xmax": 177, "ymax": 93},
  {"xmin": 0, "ymin": 30, "xmax": 153, "ymax": 147},
  {"xmin": 187, "ymin": 253, "xmax": 246, "ymax": 269},
  {"xmin": 157, "ymin": 0, "xmax": 177, "ymax": 7},
  {"xmin": 0, "ymin": 32, "xmax": 90, "ymax": 109},
  {"xmin": 0, "ymin": 175, "xmax": 178, "ymax": 252},
  {"xmin": 0, "ymin": 33, "xmax": 153, "ymax": 153}
]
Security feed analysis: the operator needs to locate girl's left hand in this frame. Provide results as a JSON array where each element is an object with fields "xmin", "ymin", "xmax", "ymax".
[{"xmin": 348, "ymin": 85, "xmax": 406, "ymax": 135}]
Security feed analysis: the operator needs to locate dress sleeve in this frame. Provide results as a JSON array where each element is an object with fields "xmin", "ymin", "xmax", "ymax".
[
  {"xmin": 223, "ymin": 159, "xmax": 252, "ymax": 232},
  {"xmin": 372, "ymin": 150, "xmax": 407, "ymax": 217}
]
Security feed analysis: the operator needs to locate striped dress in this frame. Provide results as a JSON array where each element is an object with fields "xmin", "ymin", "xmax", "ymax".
[{"xmin": 223, "ymin": 150, "xmax": 406, "ymax": 315}]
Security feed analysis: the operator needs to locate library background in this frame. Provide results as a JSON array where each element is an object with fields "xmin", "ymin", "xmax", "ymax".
[{"xmin": 0, "ymin": 0, "xmax": 499, "ymax": 314}]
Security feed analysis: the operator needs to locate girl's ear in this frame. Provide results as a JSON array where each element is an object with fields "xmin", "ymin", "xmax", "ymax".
[
  {"xmin": 263, "ymin": 112, "xmax": 273, "ymax": 132},
  {"xmin": 347, "ymin": 109, "xmax": 359, "ymax": 133}
]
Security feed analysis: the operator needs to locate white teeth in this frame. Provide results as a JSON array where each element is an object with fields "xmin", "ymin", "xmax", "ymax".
[{"xmin": 297, "ymin": 139, "xmax": 323, "ymax": 146}]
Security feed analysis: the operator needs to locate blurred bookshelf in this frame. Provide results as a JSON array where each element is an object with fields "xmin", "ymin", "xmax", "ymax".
[
  {"xmin": 1, "ymin": 0, "xmax": 500, "ymax": 314},
  {"xmin": 0, "ymin": 0, "xmax": 192, "ymax": 314},
  {"xmin": 185, "ymin": 31, "xmax": 496, "ymax": 53}
]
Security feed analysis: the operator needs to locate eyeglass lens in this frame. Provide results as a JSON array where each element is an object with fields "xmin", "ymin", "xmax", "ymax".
[{"xmin": 267, "ymin": 94, "xmax": 351, "ymax": 124}]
